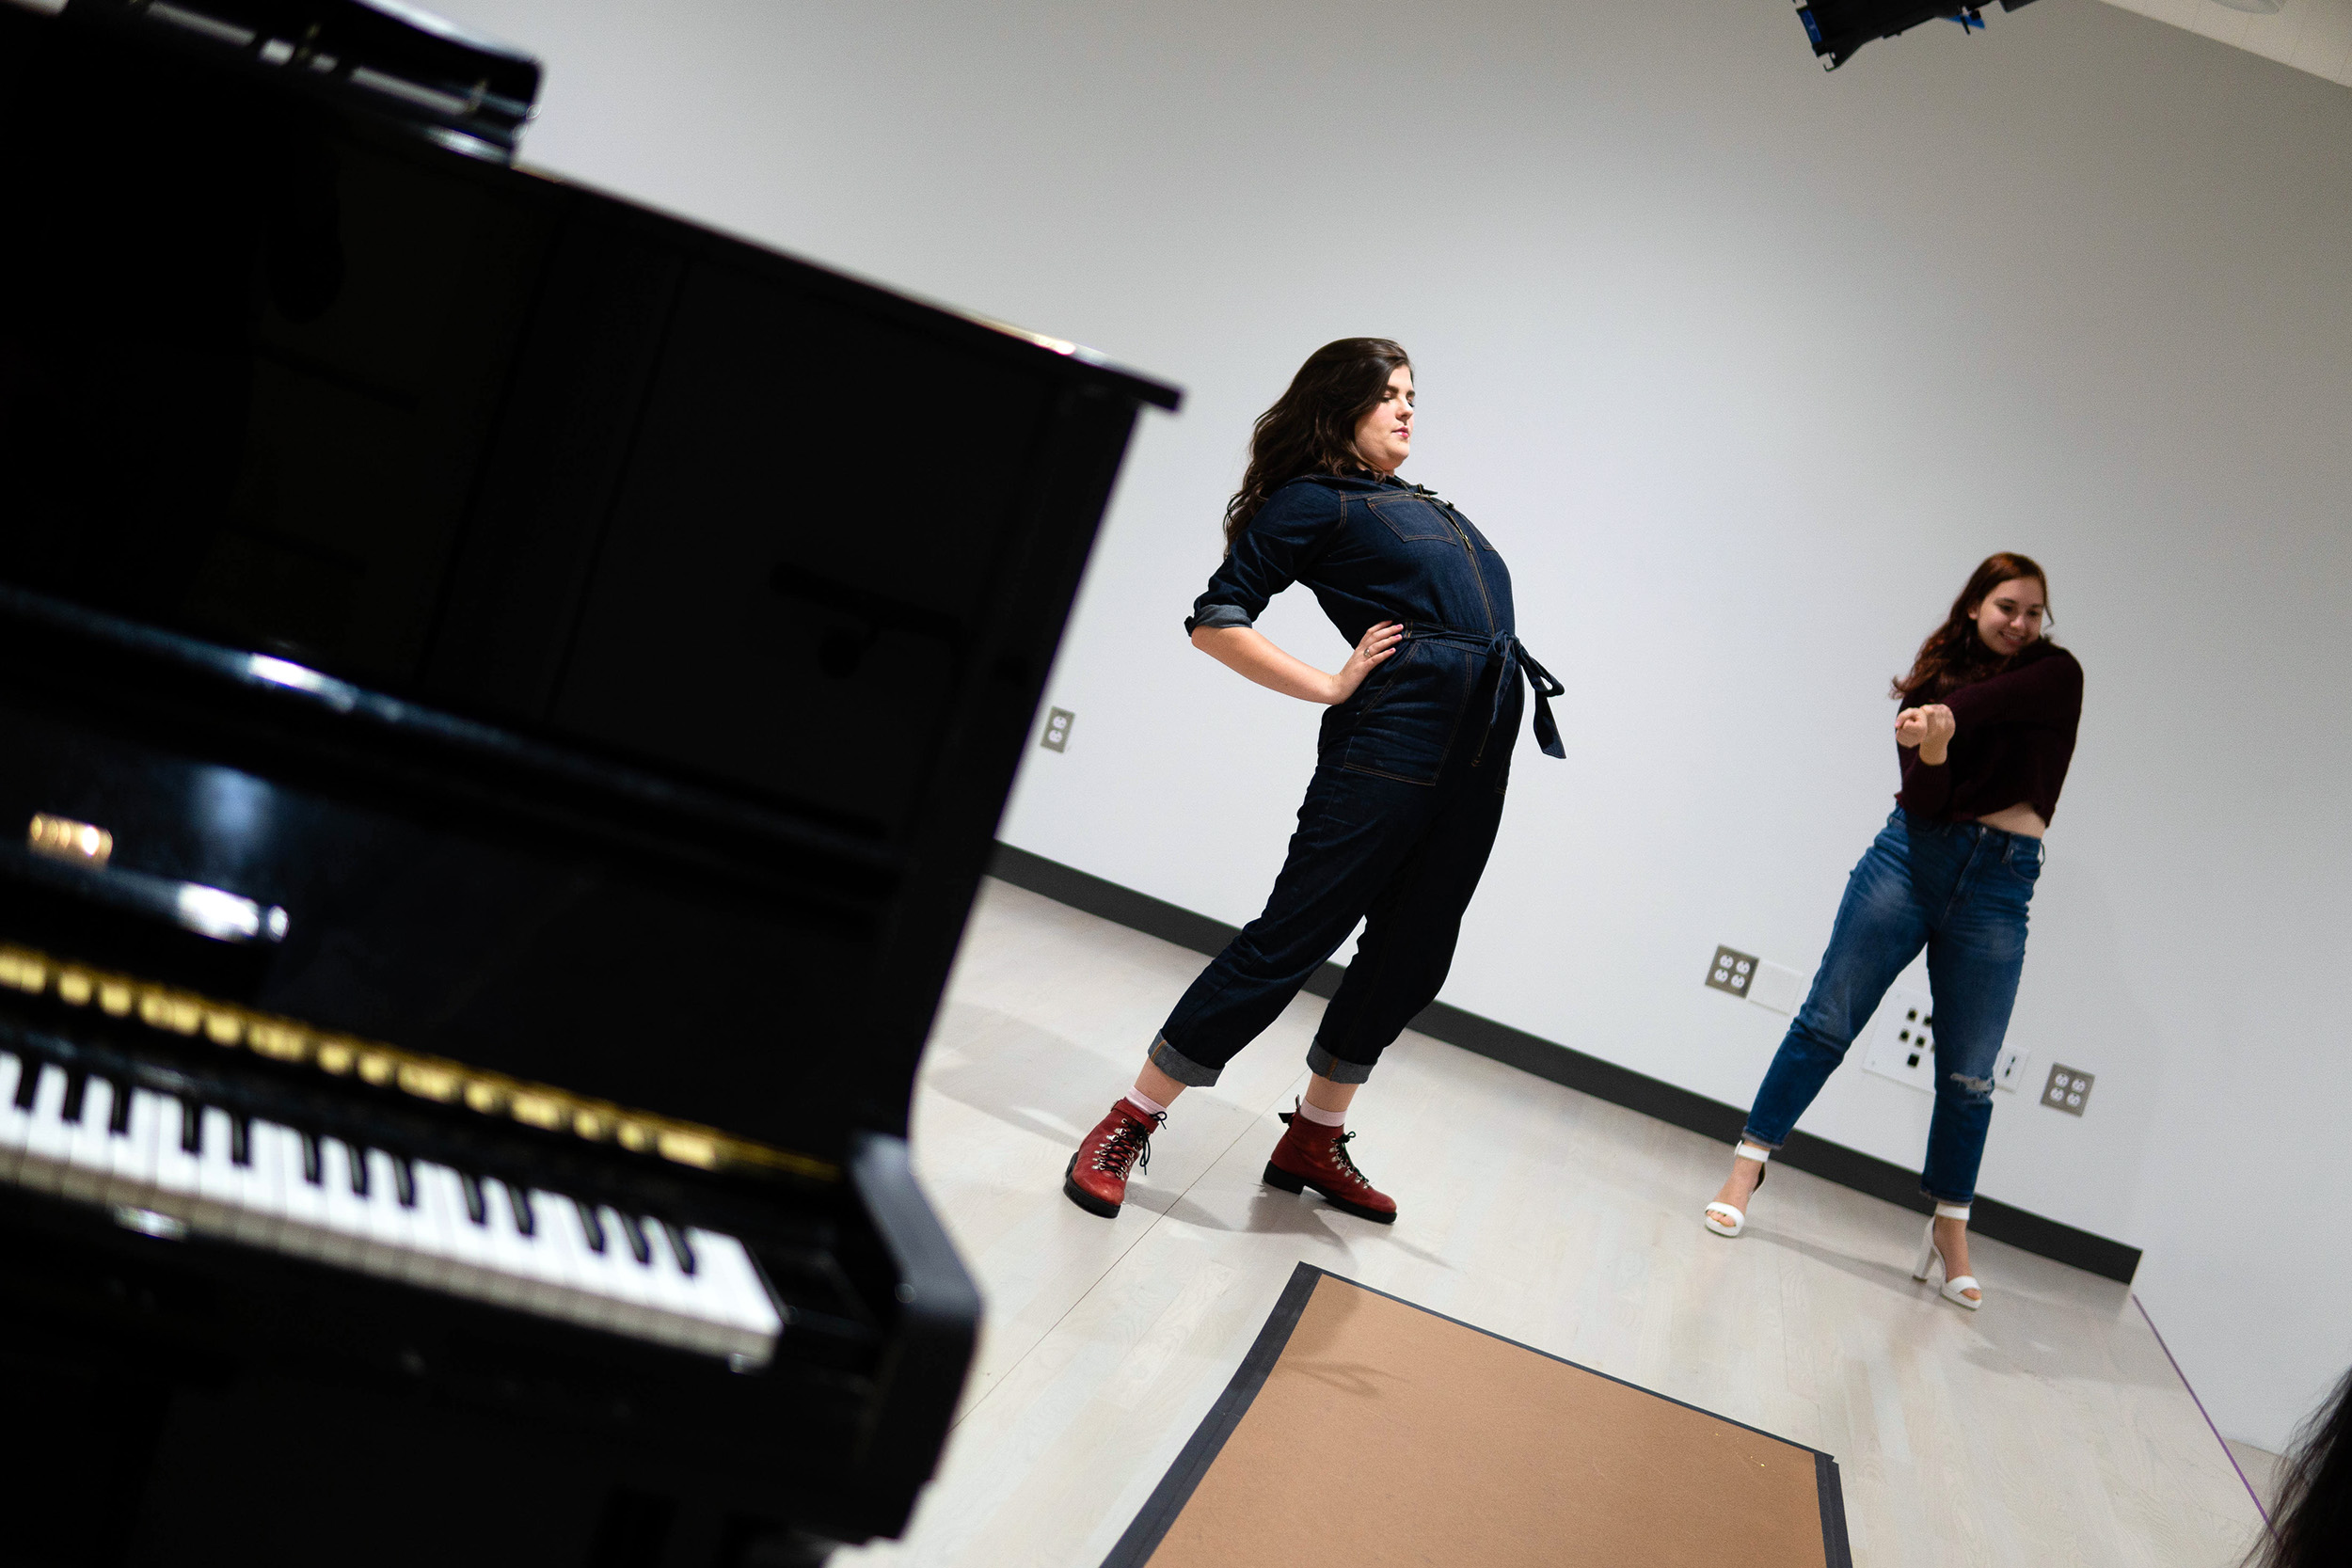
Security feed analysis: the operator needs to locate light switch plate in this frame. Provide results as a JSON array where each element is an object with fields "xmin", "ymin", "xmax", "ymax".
[{"xmin": 1747, "ymin": 960, "xmax": 1803, "ymax": 1016}]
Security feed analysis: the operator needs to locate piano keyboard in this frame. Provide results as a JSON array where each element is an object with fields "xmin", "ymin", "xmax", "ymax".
[{"xmin": 0, "ymin": 1049, "xmax": 785, "ymax": 1365}]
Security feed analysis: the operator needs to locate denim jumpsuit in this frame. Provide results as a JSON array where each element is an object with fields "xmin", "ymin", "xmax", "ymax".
[{"xmin": 1149, "ymin": 471, "xmax": 1562, "ymax": 1088}]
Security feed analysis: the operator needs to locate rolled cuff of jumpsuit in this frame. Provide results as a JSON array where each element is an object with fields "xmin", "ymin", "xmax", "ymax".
[
  {"xmin": 1148, "ymin": 1035, "xmax": 1224, "ymax": 1088},
  {"xmin": 1184, "ymin": 603, "xmax": 1255, "ymax": 635},
  {"xmin": 1303, "ymin": 1040, "xmax": 1375, "ymax": 1085}
]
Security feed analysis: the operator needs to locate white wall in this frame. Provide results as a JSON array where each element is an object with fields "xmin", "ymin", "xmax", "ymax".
[{"xmin": 454, "ymin": 0, "xmax": 2352, "ymax": 1453}]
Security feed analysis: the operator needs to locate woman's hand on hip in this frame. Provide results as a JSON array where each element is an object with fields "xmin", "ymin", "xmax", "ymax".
[
  {"xmin": 1896, "ymin": 704, "xmax": 1955, "ymax": 766},
  {"xmin": 1328, "ymin": 622, "xmax": 1405, "ymax": 705},
  {"xmin": 1192, "ymin": 621, "xmax": 1399, "ymax": 706}
]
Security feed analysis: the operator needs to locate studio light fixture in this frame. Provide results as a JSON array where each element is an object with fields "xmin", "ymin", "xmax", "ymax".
[{"xmin": 1796, "ymin": 0, "xmax": 2043, "ymax": 70}]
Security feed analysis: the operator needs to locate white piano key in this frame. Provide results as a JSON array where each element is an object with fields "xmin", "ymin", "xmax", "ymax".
[
  {"xmin": 243, "ymin": 1121, "xmax": 299, "ymax": 1251},
  {"xmin": 405, "ymin": 1161, "xmax": 468, "ymax": 1294},
  {"xmin": 311, "ymin": 1137, "xmax": 374, "ymax": 1270},
  {"xmin": 445, "ymin": 1171, "xmax": 503, "ymax": 1299},
  {"xmin": 560, "ymin": 1195, "xmax": 643, "ymax": 1337},
  {"xmin": 359, "ymin": 1148, "xmax": 417, "ymax": 1284},
  {"xmin": 474, "ymin": 1178, "xmax": 543, "ymax": 1311},
  {"xmin": 707, "ymin": 1236, "xmax": 787, "ymax": 1356},
  {"xmin": 590, "ymin": 1205, "xmax": 662, "ymax": 1333},
  {"xmin": 633, "ymin": 1216, "xmax": 730, "ymax": 1356},
  {"xmin": 191, "ymin": 1107, "xmax": 247, "ymax": 1240},
  {"xmin": 0, "ymin": 1054, "xmax": 35, "ymax": 1185},
  {"xmin": 150, "ymin": 1098, "xmax": 205, "ymax": 1213},
  {"xmin": 19, "ymin": 1065, "xmax": 73, "ymax": 1196},
  {"xmin": 274, "ymin": 1131, "xmax": 332, "ymax": 1261},
  {"xmin": 56, "ymin": 1076, "xmax": 113, "ymax": 1206},
  {"xmin": 105, "ymin": 1087, "xmax": 167, "ymax": 1211},
  {"xmin": 218, "ymin": 1117, "xmax": 278, "ymax": 1249}
]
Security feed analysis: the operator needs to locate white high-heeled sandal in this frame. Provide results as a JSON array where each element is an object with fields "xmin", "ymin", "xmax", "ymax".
[
  {"xmin": 1912, "ymin": 1202, "xmax": 1982, "ymax": 1308},
  {"xmin": 1702, "ymin": 1142, "xmax": 1772, "ymax": 1237}
]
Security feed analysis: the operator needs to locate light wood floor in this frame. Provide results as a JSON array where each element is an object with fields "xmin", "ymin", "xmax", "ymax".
[{"xmin": 836, "ymin": 879, "xmax": 2265, "ymax": 1568}]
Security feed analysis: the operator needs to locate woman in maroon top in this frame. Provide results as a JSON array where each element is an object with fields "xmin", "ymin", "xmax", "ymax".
[{"xmin": 1700, "ymin": 553, "xmax": 2082, "ymax": 1310}]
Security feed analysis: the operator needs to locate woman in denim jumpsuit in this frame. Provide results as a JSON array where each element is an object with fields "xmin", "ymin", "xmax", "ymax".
[{"xmin": 1062, "ymin": 340, "xmax": 1561, "ymax": 1224}]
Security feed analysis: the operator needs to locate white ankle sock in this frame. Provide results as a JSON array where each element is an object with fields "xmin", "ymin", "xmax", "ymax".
[
  {"xmin": 1295, "ymin": 1100, "xmax": 1345, "ymax": 1127},
  {"xmin": 1121, "ymin": 1089, "xmax": 1168, "ymax": 1119}
]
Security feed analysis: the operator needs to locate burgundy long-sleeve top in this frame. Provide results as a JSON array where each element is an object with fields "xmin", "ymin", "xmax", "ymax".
[{"xmin": 1895, "ymin": 641, "xmax": 2084, "ymax": 823}]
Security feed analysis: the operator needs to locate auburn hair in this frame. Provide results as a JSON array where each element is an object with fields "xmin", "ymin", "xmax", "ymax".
[
  {"xmin": 1892, "ymin": 552, "xmax": 2056, "ymax": 705},
  {"xmin": 1223, "ymin": 338, "xmax": 1412, "ymax": 547}
]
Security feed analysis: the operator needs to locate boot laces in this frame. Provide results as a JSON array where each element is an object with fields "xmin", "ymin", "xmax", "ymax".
[
  {"xmin": 1091, "ymin": 1113, "xmax": 1159, "ymax": 1177},
  {"xmin": 1327, "ymin": 1130, "xmax": 1372, "ymax": 1192}
]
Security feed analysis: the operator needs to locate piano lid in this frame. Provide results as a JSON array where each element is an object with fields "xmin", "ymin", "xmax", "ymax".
[
  {"xmin": 0, "ymin": 1, "xmax": 1180, "ymax": 1162},
  {"xmin": 61, "ymin": 0, "xmax": 542, "ymax": 158}
]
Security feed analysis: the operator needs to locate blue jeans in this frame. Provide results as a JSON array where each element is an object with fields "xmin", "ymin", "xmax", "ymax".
[{"xmin": 1742, "ymin": 809, "xmax": 2042, "ymax": 1205}]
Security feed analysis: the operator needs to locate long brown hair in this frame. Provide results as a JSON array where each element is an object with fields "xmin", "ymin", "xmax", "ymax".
[
  {"xmin": 1222, "ymin": 338, "xmax": 1412, "ymax": 547},
  {"xmin": 1892, "ymin": 551, "xmax": 2055, "ymax": 705},
  {"xmin": 2247, "ymin": 1363, "xmax": 2352, "ymax": 1568}
]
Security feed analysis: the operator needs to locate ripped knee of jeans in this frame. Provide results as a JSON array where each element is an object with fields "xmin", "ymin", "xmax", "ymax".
[{"xmin": 1946, "ymin": 1070, "xmax": 1994, "ymax": 1101}]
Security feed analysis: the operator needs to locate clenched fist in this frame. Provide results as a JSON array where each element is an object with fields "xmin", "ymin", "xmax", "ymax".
[{"xmin": 1895, "ymin": 704, "xmax": 1955, "ymax": 767}]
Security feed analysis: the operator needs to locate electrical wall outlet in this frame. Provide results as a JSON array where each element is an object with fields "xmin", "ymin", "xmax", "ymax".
[
  {"xmin": 1994, "ymin": 1040, "xmax": 2031, "ymax": 1094},
  {"xmin": 1040, "ymin": 707, "xmax": 1074, "ymax": 752},
  {"xmin": 1860, "ymin": 987, "xmax": 1937, "ymax": 1094},
  {"xmin": 2042, "ymin": 1063, "xmax": 2093, "ymax": 1116},
  {"xmin": 1706, "ymin": 945, "xmax": 1756, "ymax": 998}
]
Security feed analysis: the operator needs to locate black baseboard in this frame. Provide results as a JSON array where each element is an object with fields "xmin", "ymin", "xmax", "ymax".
[{"xmin": 986, "ymin": 842, "xmax": 2142, "ymax": 1285}]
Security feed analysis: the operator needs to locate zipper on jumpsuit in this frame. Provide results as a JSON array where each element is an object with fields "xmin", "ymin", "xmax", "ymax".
[{"xmin": 1440, "ymin": 502, "xmax": 1501, "ymax": 768}]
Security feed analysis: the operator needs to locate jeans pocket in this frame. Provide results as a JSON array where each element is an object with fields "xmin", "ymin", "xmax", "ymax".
[
  {"xmin": 1365, "ymin": 495, "xmax": 1455, "ymax": 543},
  {"xmin": 1338, "ymin": 641, "xmax": 1469, "ymax": 784}
]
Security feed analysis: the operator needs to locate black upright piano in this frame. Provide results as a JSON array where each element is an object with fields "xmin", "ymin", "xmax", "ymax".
[{"xmin": 0, "ymin": 3, "xmax": 1178, "ymax": 1562}]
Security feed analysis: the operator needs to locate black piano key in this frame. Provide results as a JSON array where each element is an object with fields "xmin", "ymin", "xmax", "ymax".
[
  {"xmin": 105, "ymin": 1080, "xmax": 134, "ymax": 1135},
  {"xmin": 616, "ymin": 1212, "xmax": 652, "ymax": 1267},
  {"xmin": 572, "ymin": 1198, "xmax": 606, "ymax": 1254},
  {"xmin": 391, "ymin": 1155, "xmax": 417, "ymax": 1210},
  {"xmin": 660, "ymin": 1220, "xmax": 697, "ymax": 1276},
  {"xmin": 345, "ymin": 1142, "xmax": 370, "ymax": 1197},
  {"xmin": 179, "ymin": 1097, "xmax": 202, "ymax": 1154},
  {"xmin": 300, "ymin": 1132, "xmax": 324, "ymax": 1186},
  {"xmin": 506, "ymin": 1182, "xmax": 535, "ymax": 1238},
  {"xmin": 230, "ymin": 1115, "xmax": 252, "ymax": 1167},
  {"xmin": 59, "ymin": 1070, "xmax": 88, "ymax": 1125},
  {"xmin": 459, "ymin": 1172, "xmax": 487, "ymax": 1227},
  {"xmin": 11, "ymin": 1061, "xmax": 40, "ymax": 1112}
]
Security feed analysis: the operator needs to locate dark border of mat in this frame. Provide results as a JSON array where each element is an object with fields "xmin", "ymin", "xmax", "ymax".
[
  {"xmin": 1099, "ymin": 1262, "xmax": 1852, "ymax": 1568},
  {"xmin": 990, "ymin": 841, "xmax": 2140, "ymax": 1285}
]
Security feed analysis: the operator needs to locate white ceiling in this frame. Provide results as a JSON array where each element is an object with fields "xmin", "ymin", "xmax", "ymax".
[{"xmin": 2096, "ymin": 0, "xmax": 2352, "ymax": 87}]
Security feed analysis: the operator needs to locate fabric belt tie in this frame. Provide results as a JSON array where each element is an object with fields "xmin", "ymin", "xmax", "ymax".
[{"xmin": 1404, "ymin": 625, "xmax": 1565, "ymax": 759}]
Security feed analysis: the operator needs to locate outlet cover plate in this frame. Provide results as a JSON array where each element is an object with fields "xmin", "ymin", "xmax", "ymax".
[
  {"xmin": 1860, "ymin": 987, "xmax": 1937, "ymax": 1094},
  {"xmin": 2042, "ymin": 1063, "xmax": 2093, "ymax": 1116},
  {"xmin": 1040, "ymin": 706, "xmax": 1074, "ymax": 752},
  {"xmin": 1706, "ymin": 946, "xmax": 1756, "ymax": 999}
]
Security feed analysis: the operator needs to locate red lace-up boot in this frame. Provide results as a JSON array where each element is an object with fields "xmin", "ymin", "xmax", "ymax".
[
  {"xmin": 1062, "ymin": 1101, "xmax": 1163, "ymax": 1217},
  {"xmin": 1263, "ymin": 1102, "xmax": 1397, "ymax": 1224}
]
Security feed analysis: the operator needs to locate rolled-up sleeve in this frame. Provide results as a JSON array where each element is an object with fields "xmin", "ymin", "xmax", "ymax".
[{"xmin": 1183, "ymin": 484, "xmax": 1340, "ymax": 635}]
